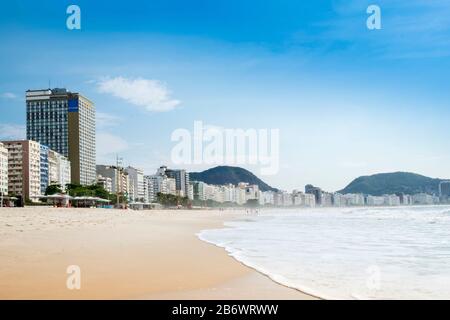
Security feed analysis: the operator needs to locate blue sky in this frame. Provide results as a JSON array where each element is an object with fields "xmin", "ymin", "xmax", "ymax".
[{"xmin": 1, "ymin": 0, "xmax": 450, "ymax": 191}]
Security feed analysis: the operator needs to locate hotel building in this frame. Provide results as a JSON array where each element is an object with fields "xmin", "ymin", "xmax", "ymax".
[
  {"xmin": 1, "ymin": 140, "xmax": 41, "ymax": 201},
  {"xmin": 26, "ymin": 88, "xmax": 96, "ymax": 185},
  {"xmin": 0, "ymin": 142, "xmax": 8, "ymax": 196}
]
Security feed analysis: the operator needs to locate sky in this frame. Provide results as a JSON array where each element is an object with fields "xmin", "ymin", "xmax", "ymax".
[{"xmin": 1, "ymin": 0, "xmax": 450, "ymax": 192}]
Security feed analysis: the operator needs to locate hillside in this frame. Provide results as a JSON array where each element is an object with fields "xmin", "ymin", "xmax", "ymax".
[
  {"xmin": 339, "ymin": 172, "xmax": 444, "ymax": 196},
  {"xmin": 189, "ymin": 166, "xmax": 278, "ymax": 192}
]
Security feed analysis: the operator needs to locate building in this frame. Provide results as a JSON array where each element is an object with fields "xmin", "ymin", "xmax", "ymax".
[
  {"xmin": 412, "ymin": 193, "xmax": 434, "ymax": 205},
  {"xmin": 0, "ymin": 142, "xmax": 8, "ymax": 197},
  {"xmin": 321, "ymin": 192, "xmax": 333, "ymax": 207},
  {"xmin": 305, "ymin": 184, "xmax": 322, "ymax": 206},
  {"xmin": 192, "ymin": 181, "xmax": 207, "ymax": 201},
  {"xmin": 342, "ymin": 193, "xmax": 365, "ymax": 206},
  {"xmin": 366, "ymin": 195, "xmax": 385, "ymax": 206},
  {"xmin": 161, "ymin": 166, "xmax": 190, "ymax": 197},
  {"xmin": 96, "ymin": 165, "xmax": 129, "ymax": 196},
  {"xmin": 48, "ymin": 149, "xmax": 71, "ymax": 190},
  {"xmin": 39, "ymin": 144, "xmax": 49, "ymax": 194},
  {"xmin": 1, "ymin": 140, "xmax": 41, "ymax": 201},
  {"xmin": 383, "ymin": 194, "xmax": 401, "ymax": 206},
  {"xmin": 26, "ymin": 88, "xmax": 96, "ymax": 185},
  {"xmin": 125, "ymin": 166, "xmax": 145, "ymax": 202},
  {"xmin": 96, "ymin": 175, "xmax": 112, "ymax": 193},
  {"xmin": 439, "ymin": 181, "xmax": 450, "ymax": 202}
]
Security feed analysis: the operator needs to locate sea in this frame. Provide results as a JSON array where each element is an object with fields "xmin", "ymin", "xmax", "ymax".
[{"xmin": 198, "ymin": 205, "xmax": 450, "ymax": 300}]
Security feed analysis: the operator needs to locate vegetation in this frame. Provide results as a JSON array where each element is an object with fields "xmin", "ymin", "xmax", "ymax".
[
  {"xmin": 339, "ymin": 172, "xmax": 444, "ymax": 196},
  {"xmin": 189, "ymin": 166, "xmax": 278, "ymax": 192},
  {"xmin": 156, "ymin": 192, "xmax": 191, "ymax": 208},
  {"xmin": 45, "ymin": 184, "xmax": 62, "ymax": 195}
]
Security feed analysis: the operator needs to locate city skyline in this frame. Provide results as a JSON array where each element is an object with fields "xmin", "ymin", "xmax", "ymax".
[{"xmin": 1, "ymin": 0, "xmax": 450, "ymax": 191}]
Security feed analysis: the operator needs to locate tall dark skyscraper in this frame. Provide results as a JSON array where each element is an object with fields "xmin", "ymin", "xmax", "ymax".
[{"xmin": 26, "ymin": 88, "xmax": 96, "ymax": 185}]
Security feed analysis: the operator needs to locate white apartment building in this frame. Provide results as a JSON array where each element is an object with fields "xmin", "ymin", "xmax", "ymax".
[
  {"xmin": 48, "ymin": 149, "xmax": 71, "ymax": 191},
  {"xmin": 1, "ymin": 140, "xmax": 41, "ymax": 201},
  {"xmin": 304, "ymin": 193, "xmax": 316, "ymax": 207},
  {"xmin": 0, "ymin": 142, "xmax": 8, "ymax": 196},
  {"xmin": 412, "ymin": 193, "xmax": 435, "ymax": 205},
  {"xmin": 125, "ymin": 166, "xmax": 145, "ymax": 202},
  {"xmin": 383, "ymin": 194, "xmax": 401, "ymax": 206},
  {"xmin": 97, "ymin": 175, "xmax": 113, "ymax": 193},
  {"xmin": 342, "ymin": 193, "xmax": 365, "ymax": 206},
  {"xmin": 366, "ymin": 195, "xmax": 385, "ymax": 206},
  {"xmin": 96, "ymin": 165, "xmax": 130, "ymax": 196}
]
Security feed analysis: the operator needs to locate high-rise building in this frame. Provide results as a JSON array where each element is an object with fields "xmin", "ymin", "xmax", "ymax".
[
  {"xmin": 125, "ymin": 166, "xmax": 145, "ymax": 201},
  {"xmin": 163, "ymin": 167, "xmax": 190, "ymax": 197},
  {"xmin": 0, "ymin": 142, "xmax": 8, "ymax": 197},
  {"xmin": 439, "ymin": 181, "xmax": 450, "ymax": 202},
  {"xmin": 26, "ymin": 88, "xmax": 96, "ymax": 185},
  {"xmin": 1, "ymin": 140, "xmax": 41, "ymax": 201},
  {"xmin": 96, "ymin": 165, "xmax": 129, "ymax": 195},
  {"xmin": 305, "ymin": 184, "xmax": 323, "ymax": 206},
  {"xmin": 40, "ymin": 144, "xmax": 49, "ymax": 194}
]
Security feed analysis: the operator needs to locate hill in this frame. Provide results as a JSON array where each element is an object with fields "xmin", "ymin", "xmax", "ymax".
[
  {"xmin": 339, "ymin": 172, "xmax": 444, "ymax": 196},
  {"xmin": 189, "ymin": 166, "xmax": 278, "ymax": 192}
]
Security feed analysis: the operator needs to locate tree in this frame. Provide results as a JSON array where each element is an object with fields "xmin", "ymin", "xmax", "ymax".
[{"xmin": 45, "ymin": 184, "xmax": 62, "ymax": 195}]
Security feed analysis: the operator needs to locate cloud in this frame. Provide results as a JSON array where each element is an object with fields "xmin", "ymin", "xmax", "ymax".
[
  {"xmin": 1, "ymin": 92, "xmax": 17, "ymax": 99},
  {"xmin": 96, "ymin": 111, "xmax": 120, "ymax": 128},
  {"xmin": 96, "ymin": 76, "xmax": 181, "ymax": 112},
  {"xmin": 0, "ymin": 123, "xmax": 25, "ymax": 140},
  {"xmin": 96, "ymin": 132, "xmax": 129, "ymax": 163}
]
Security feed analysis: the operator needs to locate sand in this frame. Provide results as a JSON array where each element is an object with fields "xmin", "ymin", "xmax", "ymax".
[{"xmin": 0, "ymin": 207, "xmax": 315, "ymax": 300}]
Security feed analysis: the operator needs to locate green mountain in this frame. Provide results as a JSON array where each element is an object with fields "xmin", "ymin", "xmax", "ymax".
[
  {"xmin": 189, "ymin": 166, "xmax": 278, "ymax": 192},
  {"xmin": 339, "ymin": 172, "xmax": 445, "ymax": 196}
]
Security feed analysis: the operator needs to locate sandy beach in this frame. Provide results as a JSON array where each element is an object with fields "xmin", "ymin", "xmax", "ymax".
[{"xmin": 0, "ymin": 207, "xmax": 315, "ymax": 300}]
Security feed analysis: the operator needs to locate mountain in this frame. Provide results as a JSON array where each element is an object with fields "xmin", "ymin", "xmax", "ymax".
[
  {"xmin": 189, "ymin": 166, "xmax": 278, "ymax": 192},
  {"xmin": 339, "ymin": 172, "xmax": 444, "ymax": 196}
]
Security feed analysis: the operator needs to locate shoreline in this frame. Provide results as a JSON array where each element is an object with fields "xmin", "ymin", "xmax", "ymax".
[{"xmin": 0, "ymin": 207, "xmax": 316, "ymax": 300}]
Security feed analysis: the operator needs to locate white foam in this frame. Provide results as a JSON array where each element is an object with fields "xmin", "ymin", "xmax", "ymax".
[{"xmin": 198, "ymin": 205, "xmax": 450, "ymax": 300}]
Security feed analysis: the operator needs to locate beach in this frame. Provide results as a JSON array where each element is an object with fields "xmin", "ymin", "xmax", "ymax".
[{"xmin": 0, "ymin": 207, "xmax": 315, "ymax": 300}]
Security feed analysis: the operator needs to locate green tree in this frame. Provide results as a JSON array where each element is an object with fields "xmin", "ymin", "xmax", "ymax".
[{"xmin": 45, "ymin": 184, "xmax": 62, "ymax": 195}]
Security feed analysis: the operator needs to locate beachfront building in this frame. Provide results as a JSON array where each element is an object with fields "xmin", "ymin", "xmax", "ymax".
[
  {"xmin": 366, "ymin": 195, "xmax": 385, "ymax": 206},
  {"xmin": 96, "ymin": 165, "xmax": 129, "ymax": 196},
  {"xmin": 321, "ymin": 192, "xmax": 333, "ymax": 207},
  {"xmin": 192, "ymin": 181, "xmax": 207, "ymax": 201},
  {"xmin": 412, "ymin": 193, "xmax": 438, "ymax": 205},
  {"xmin": 96, "ymin": 175, "xmax": 112, "ymax": 193},
  {"xmin": 161, "ymin": 166, "xmax": 190, "ymax": 197},
  {"xmin": 48, "ymin": 149, "xmax": 71, "ymax": 191},
  {"xmin": 383, "ymin": 194, "xmax": 401, "ymax": 206},
  {"xmin": 39, "ymin": 144, "xmax": 49, "ymax": 195},
  {"xmin": 187, "ymin": 183, "xmax": 194, "ymax": 200},
  {"xmin": 305, "ymin": 184, "xmax": 323, "ymax": 206},
  {"xmin": 0, "ymin": 142, "xmax": 8, "ymax": 196},
  {"xmin": 261, "ymin": 191, "xmax": 275, "ymax": 206},
  {"xmin": 26, "ymin": 88, "xmax": 96, "ymax": 185},
  {"xmin": 125, "ymin": 166, "xmax": 145, "ymax": 202},
  {"xmin": 1, "ymin": 140, "xmax": 41, "ymax": 201},
  {"xmin": 439, "ymin": 181, "xmax": 450, "ymax": 203},
  {"xmin": 342, "ymin": 193, "xmax": 365, "ymax": 206}
]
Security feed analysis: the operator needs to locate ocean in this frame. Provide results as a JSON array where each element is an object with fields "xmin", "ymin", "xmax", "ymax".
[{"xmin": 198, "ymin": 205, "xmax": 450, "ymax": 300}]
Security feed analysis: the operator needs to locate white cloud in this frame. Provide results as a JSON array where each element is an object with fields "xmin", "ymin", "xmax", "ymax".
[
  {"xmin": 96, "ymin": 132, "xmax": 129, "ymax": 163},
  {"xmin": 0, "ymin": 123, "xmax": 25, "ymax": 140},
  {"xmin": 96, "ymin": 76, "xmax": 181, "ymax": 112},
  {"xmin": 1, "ymin": 92, "xmax": 17, "ymax": 99},
  {"xmin": 96, "ymin": 111, "xmax": 120, "ymax": 128}
]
